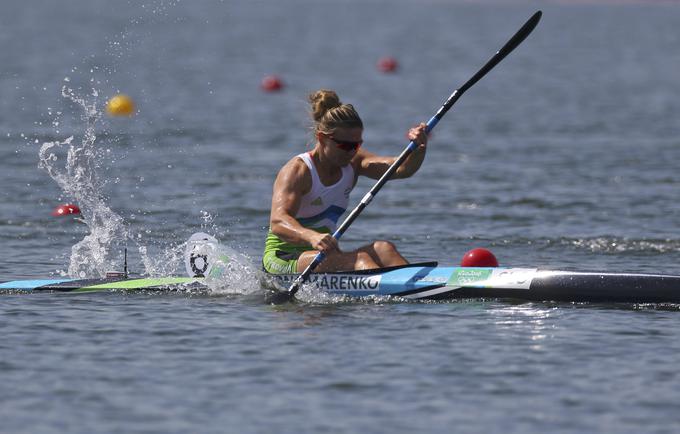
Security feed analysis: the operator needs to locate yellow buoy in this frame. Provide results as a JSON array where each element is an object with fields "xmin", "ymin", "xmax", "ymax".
[{"xmin": 106, "ymin": 94, "xmax": 135, "ymax": 116}]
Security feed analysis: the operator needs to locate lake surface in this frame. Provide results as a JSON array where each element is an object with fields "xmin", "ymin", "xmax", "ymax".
[{"xmin": 2, "ymin": 1, "xmax": 680, "ymax": 433}]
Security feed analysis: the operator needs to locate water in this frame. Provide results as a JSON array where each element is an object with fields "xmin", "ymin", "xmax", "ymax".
[{"xmin": 2, "ymin": 0, "xmax": 680, "ymax": 432}]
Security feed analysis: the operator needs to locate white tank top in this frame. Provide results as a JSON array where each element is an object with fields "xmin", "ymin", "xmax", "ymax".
[{"xmin": 295, "ymin": 152, "xmax": 355, "ymax": 233}]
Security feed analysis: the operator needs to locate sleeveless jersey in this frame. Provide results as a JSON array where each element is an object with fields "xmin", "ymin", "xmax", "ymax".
[{"xmin": 264, "ymin": 152, "xmax": 355, "ymax": 255}]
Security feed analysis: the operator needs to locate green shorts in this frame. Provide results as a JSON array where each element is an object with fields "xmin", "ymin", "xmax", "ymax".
[{"xmin": 262, "ymin": 250, "xmax": 300, "ymax": 274}]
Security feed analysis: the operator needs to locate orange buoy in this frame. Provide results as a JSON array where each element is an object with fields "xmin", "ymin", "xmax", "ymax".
[
  {"xmin": 461, "ymin": 248, "xmax": 499, "ymax": 267},
  {"xmin": 377, "ymin": 56, "xmax": 399, "ymax": 73},
  {"xmin": 261, "ymin": 75, "xmax": 284, "ymax": 92},
  {"xmin": 106, "ymin": 94, "xmax": 135, "ymax": 116}
]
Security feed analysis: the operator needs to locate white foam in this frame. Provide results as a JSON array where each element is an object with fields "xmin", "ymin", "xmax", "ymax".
[{"xmin": 39, "ymin": 87, "xmax": 130, "ymax": 278}]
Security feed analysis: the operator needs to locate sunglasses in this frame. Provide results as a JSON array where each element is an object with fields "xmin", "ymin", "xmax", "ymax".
[{"xmin": 329, "ymin": 136, "xmax": 363, "ymax": 152}]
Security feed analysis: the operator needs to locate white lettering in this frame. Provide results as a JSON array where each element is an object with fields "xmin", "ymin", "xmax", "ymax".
[{"xmin": 273, "ymin": 274, "xmax": 382, "ymax": 291}]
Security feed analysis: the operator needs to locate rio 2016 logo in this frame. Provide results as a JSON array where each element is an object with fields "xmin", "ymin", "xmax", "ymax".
[{"xmin": 447, "ymin": 269, "xmax": 492, "ymax": 286}]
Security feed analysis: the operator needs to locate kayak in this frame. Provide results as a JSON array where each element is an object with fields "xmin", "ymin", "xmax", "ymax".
[{"xmin": 3, "ymin": 262, "xmax": 680, "ymax": 303}]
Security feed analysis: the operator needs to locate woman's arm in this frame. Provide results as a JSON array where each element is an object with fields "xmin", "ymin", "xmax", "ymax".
[
  {"xmin": 270, "ymin": 159, "xmax": 339, "ymax": 252},
  {"xmin": 354, "ymin": 123, "xmax": 428, "ymax": 180}
]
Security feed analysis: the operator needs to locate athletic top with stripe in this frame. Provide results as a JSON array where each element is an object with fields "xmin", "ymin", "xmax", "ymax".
[{"xmin": 264, "ymin": 152, "xmax": 355, "ymax": 255}]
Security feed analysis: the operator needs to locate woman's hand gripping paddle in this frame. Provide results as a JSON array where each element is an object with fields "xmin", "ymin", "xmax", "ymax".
[{"xmin": 265, "ymin": 11, "xmax": 543, "ymax": 305}]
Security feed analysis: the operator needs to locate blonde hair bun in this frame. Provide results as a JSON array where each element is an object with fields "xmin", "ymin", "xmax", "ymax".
[
  {"xmin": 308, "ymin": 89, "xmax": 363, "ymax": 134},
  {"xmin": 309, "ymin": 89, "xmax": 342, "ymax": 122}
]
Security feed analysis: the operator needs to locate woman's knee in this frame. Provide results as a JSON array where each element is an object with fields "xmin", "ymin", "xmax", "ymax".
[
  {"xmin": 355, "ymin": 251, "xmax": 379, "ymax": 270},
  {"xmin": 372, "ymin": 240, "xmax": 398, "ymax": 255}
]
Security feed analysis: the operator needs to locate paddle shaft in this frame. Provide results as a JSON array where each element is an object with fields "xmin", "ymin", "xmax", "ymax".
[{"xmin": 284, "ymin": 11, "xmax": 543, "ymax": 298}]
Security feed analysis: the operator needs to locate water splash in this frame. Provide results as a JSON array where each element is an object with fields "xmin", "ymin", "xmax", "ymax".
[
  {"xmin": 183, "ymin": 232, "xmax": 260, "ymax": 295},
  {"xmin": 35, "ymin": 84, "xmax": 253, "ymax": 285},
  {"xmin": 39, "ymin": 85, "xmax": 130, "ymax": 278},
  {"xmin": 204, "ymin": 244, "xmax": 261, "ymax": 295},
  {"xmin": 138, "ymin": 242, "xmax": 183, "ymax": 278}
]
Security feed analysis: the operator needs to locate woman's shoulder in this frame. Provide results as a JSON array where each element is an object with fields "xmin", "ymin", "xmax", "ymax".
[
  {"xmin": 275, "ymin": 154, "xmax": 313, "ymax": 192},
  {"xmin": 283, "ymin": 153, "xmax": 312, "ymax": 175}
]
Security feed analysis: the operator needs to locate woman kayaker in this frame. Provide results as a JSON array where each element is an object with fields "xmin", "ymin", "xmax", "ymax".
[{"xmin": 263, "ymin": 89, "xmax": 429, "ymax": 274}]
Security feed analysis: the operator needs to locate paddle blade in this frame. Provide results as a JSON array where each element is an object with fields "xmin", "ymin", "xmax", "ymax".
[
  {"xmin": 497, "ymin": 11, "xmax": 542, "ymax": 61},
  {"xmin": 449, "ymin": 11, "xmax": 542, "ymax": 106},
  {"xmin": 264, "ymin": 288, "xmax": 296, "ymax": 304}
]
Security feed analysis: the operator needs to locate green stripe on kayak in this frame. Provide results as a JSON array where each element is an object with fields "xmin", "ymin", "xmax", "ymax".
[{"xmin": 72, "ymin": 277, "xmax": 199, "ymax": 292}]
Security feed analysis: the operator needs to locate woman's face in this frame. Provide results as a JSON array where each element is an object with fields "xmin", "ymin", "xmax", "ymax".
[{"xmin": 319, "ymin": 127, "xmax": 363, "ymax": 166}]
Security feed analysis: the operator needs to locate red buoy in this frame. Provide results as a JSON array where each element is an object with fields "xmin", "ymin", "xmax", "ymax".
[
  {"xmin": 261, "ymin": 75, "xmax": 284, "ymax": 92},
  {"xmin": 51, "ymin": 203, "xmax": 81, "ymax": 217},
  {"xmin": 377, "ymin": 56, "xmax": 399, "ymax": 73},
  {"xmin": 461, "ymin": 248, "xmax": 499, "ymax": 267}
]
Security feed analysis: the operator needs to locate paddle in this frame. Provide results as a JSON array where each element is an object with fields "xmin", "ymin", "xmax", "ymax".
[{"xmin": 265, "ymin": 10, "xmax": 543, "ymax": 304}]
